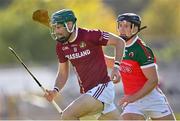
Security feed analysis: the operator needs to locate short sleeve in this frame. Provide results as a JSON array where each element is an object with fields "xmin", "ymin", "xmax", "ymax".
[
  {"xmin": 85, "ymin": 29, "xmax": 109, "ymax": 46},
  {"xmin": 56, "ymin": 43, "xmax": 68, "ymax": 63},
  {"xmin": 137, "ymin": 46, "xmax": 156, "ymax": 68}
]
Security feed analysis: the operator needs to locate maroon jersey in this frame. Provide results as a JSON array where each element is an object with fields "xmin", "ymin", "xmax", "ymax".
[{"xmin": 56, "ymin": 28, "xmax": 110, "ymax": 93}]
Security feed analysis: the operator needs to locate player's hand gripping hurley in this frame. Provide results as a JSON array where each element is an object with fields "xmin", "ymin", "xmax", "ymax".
[{"xmin": 8, "ymin": 47, "xmax": 62, "ymax": 114}]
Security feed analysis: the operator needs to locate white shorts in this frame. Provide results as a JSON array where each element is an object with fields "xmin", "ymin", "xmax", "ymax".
[
  {"xmin": 86, "ymin": 81, "xmax": 116, "ymax": 114},
  {"xmin": 121, "ymin": 88, "xmax": 174, "ymax": 118}
]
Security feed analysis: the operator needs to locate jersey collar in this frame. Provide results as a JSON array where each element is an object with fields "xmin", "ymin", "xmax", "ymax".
[{"xmin": 126, "ymin": 35, "xmax": 139, "ymax": 47}]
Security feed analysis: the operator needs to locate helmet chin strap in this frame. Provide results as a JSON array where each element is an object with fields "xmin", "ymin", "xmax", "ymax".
[
  {"xmin": 56, "ymin": 33, "xmax": 72, "ymax": 43},
  {"xmin": 120, "ymin": 35, "xmax": 129, "ymax": 41},
  {"xmin": 121, "ymin": 26, "xmax": 147, "ymax": 42}
]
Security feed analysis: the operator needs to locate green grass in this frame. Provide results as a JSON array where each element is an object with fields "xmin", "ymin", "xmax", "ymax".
[
  {"xmin": 80, "ymin": 113, "xmax": 180, "ymax": 120},
  {"xmin": 175, "ymin": 113, "xmax": 180, "ymax": 120},
  {"xmin": 80, "ymin": 114, "xmax": 99, "ymax": 120}
]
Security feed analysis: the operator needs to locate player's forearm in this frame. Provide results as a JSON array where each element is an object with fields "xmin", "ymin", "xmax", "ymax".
[
  {"xmin": 114, "ymin": 38, "xmax": 125, "ymax": 63},
  {"xmin": 54, "ymin": 75, "xmax": 67, "ymax": 91},
  {"xmin": 53, "ymin": 62, "xmax": 69, "ymax": 92},
  {"xmin": 104, "ymin": 55, "xmax": 115, "ymax": 68},
  {"xmin": 132, "ymin": 79, "xmax": 158, "ymax": 101},
  {"xmin": 107, "ymin": 33, "xmax": 125, "ymax": 66},
  {"xmin": 54, "ymin": 69, "xmax": 69, "ymax": 92},
  {"xmin": 132, "ymin": 66, "xmax": 159, "ymax": 101}
]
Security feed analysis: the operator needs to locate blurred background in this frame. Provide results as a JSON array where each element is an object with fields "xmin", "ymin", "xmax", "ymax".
[{"xmin": 0, "ymin": 0, "xmax": 180, "ymax": 120}]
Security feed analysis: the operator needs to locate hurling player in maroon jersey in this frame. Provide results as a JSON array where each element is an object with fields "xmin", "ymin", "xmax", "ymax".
[
  {"xmin": 105, "ymin": 13, "xmax": 176, "ymax": 120},
  {"xmin": 44, "ymin": 9, "xmax": 125, "ymax": 120}
]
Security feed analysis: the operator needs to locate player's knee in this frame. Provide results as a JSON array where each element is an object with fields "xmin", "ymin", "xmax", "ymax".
[{"xmin": 61, "ymin": 111, "xmax": 79, "ymax": 120}]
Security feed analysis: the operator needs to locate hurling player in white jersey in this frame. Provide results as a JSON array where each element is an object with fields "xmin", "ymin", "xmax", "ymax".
[{"xmin": 105, "ymin": 13, "xmax": 176, "ymax": 120}]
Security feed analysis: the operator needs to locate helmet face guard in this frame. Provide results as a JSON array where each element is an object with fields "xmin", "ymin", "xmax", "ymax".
[
  {"xmin": 117, "ymin": 13, "xmax": 141, "ymax": 30},
  {"xmin": 50, "ymin": 9, "xmax": 77, "ymax": 43},
  {"xmin": 117, "ymin": 13, "xmax": 142, "ymax": 41},
  {"xmin": 50, "ymin": 26, "xmax": 70, "ymax": 43}
]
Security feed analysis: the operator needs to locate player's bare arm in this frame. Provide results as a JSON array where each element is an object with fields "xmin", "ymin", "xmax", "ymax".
[
  {"xmin": 107, "ymin": 33, "xmax": 125, "ymax": 83},
  {"xmin": 54, "ymin": 62, "xmax": 69, "ymax": 91},
  {"xmin": 44, "ymin": 61, "xmax": 69, "ymax": 102},
  {"xmin": 104, "ymin": 55, "xmax": 121, "ymax": 84},
  {"xmin": 107, "ymin": 33, "xmax": 125, "ymax": 62},
  {"xmin": 119, "ymin": 65, "xmax": 158, "ymax": 105},
  {"xmin": 135, "ymin": 65, "xmax": 158, "ymax": 99},
  {"xmin": 104, "ymin": 55, "xmax": 115, "ymax": 68}
]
